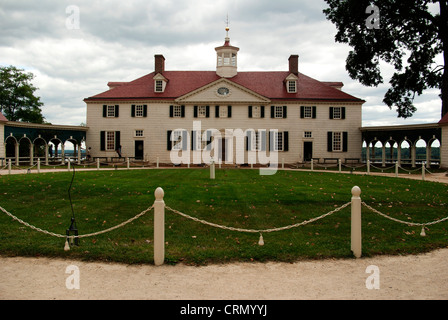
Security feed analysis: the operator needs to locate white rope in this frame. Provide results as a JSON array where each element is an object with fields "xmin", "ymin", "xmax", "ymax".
[
  {"xmin": 0, "ymin": 204, "xmax": 154, "ymax": 239},
  {"xmin": 165, "ymin": 202, "xmax": 351, "ymax": 234},
  {"xmin": 361, "ymin": 202, "xmax": 448, "ymax": 227}
]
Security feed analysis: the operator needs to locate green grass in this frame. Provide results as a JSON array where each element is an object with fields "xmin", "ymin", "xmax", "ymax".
[{"xmin": 0, "ymin": 168, "xmax": 447, "ymax": 265}]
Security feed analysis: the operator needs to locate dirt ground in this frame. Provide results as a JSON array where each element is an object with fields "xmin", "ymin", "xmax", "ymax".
[
  {"xmin": 1, "ymin": 168, "xmax": 447, "ymax": 300},
  {"xmin": 1, "ymin": 249, "xmax": 448, "ymax": 300}
]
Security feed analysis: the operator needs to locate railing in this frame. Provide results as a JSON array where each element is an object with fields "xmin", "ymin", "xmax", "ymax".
[{"xmin": 1, "ymin": 185, "xmax": 448, "ymax": 266}]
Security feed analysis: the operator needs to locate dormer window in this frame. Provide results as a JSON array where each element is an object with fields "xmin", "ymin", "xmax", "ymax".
[
  {"xmin": 155, "ymin": 80, "xmax": 163, "ymax": 92},
  {"xmin": 153, "ymin": 73, "xmax": 168, "ymax": 93},
  {"xmin": 287, "ymin": 80, "xmax": 297, "ymax": 93}
]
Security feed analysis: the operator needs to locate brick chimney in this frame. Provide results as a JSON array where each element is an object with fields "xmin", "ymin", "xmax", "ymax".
[
  {"xmin": 155, "ymin": 54, "xmax": 165, "ymax": 74},
  {"xmin": 289, "ymin": 55, "xmax": 299, "ymax": 75}
]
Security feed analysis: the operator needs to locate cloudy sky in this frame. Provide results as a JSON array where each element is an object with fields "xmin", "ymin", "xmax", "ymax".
[{"xmin": 0, "ymin": 0, "xmax": 443, "ymax": 127}]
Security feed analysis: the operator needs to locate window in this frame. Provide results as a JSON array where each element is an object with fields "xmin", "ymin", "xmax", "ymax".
[
  {"xmin": 271, "ymin": 131, "xmax": 289, "ymax": 152},
  {"xmin": 220, "ymin": 107, "xmax": 228, "ymax": 118},
  {"xmin": 100, "ymin": 131, "xmax": 120, "ymax": 151},
  {"xmin": 304, "ymin": 106, "xmax": 312, "ymax": 118},
  {"xmin": 333, "ymin": 132, "xmax": 342, "ymax": 152},
  {"xmin": 173, "ymin": 105, "xmax": 182, "ymax": 118},
  {"xmin": 155, "ymin": 80, "xmax": 163, "ymax": 92},
  {"xmin": 271, "ymin": 106, "xmax": 287, "ymax": 119},
  {"xmin": 103, "ymin": 105, "xmax": 119, "ymax": 118},
  {"xmin": 172, "ymin": 130, "xmax": 183, "ymax": 150},
  {"xmin": 107, "ymin": 106, "xmax": 115, "ymax": 117},
  {"xmin": 252, "ymin": 106, "xmax": 261, "ymax": 118},
  {"xmin": 249, "ymin": 106, "xmax": 265, "ymax": 118},
  {"xmin": 301, "ymin": 106, "xmax": 317, "ymax": 119},
  {"xmin": 327, "ymin": 131, "xmax": 348, "ymax": 152},
  {"xmin": 132, "ymin": 105, "xmax": 147, "ymax": 117},
  {"xmin": 106, "ymin": 132, "xmax": 115, "ymax": 150},
  {"xmin": 135, "ymin": 105, "xmax": 144, "ymax": 117},
  {"xmin": 275, "ymin": 106, "xmax": 283, "ymax": 118},
  {"xmin": 198, "ymin": 106, "xmax": 207, "ymax": 118},
  {"xmin": 287, "ymin": 80, "xmax": 297, "ymax": 93},
  {"xmin": 330, "ymin": 107, "xmax": 346, "ymax": 119},
  {"xmin": 304, "ymin": 131, "xmax": 313, "ymax": 138},
  {"xmin": 135, "ymin": 130, "xmax": 144, "ymax": 137},
  {"xmin": 169, "ymin": 105, "xmax": 185, "ymax": 118}
]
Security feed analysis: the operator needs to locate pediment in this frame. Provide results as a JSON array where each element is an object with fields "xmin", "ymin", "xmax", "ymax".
[{"xmin": 176, "ymin": 79, "xmax": 270, "ymax": 104}]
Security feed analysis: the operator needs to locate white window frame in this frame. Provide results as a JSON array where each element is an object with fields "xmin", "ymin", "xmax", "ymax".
[
  {"xmin": 198, "ymin": 106, "xmax": 207, "ymax": 118},
  {"xmin": 106, "ymin": 131, "xmax": 115, "ymax": 151},
  {"xmin": 107, "ymin": 105, "xmax": 116, "ymax": 118},
  {"xmin": 333, "ymin": 132, "xmax": 342, "ymax": 152},
  {"xmin": 304, "ymin": 131, "xmax": 313, "ymax": 138},
  {"xmin": 220, "ymin": 106, "xmax": 228, "ymax": 118},
  {"xmin": 173, "ymin": 105, "xmax": 182, "ymax": 118},
  {"xmin": 303, "ymin": 106, "xmax": 313, "ymax": 119},
  {"xmin": 135, "ymin": 130, "xmax": 144, "ymax": 137},
  {"xmin": 172, "ymin": 130, "xmax": 184, "ymax": 151},
  {"xmin": 287, "ymin": 80, "xmax": 297, "ymax": 93},
  {"xmin": 252, "ymin": 106, "xmax": 261, "ymax": 118},
  {"xmin": 274, "ymin": 132, "xmax": 284, "ymax": 152},
  {"xmin": 135, "ymin": 105, "xmax": 144, "ymax": 117},
  {"xmin": 333, "ymin": 107, "xmax": 342, "ymax": 119},
  {"xmin": 155, "ymin": 80, "xmax": 164, "ymax": 92},
  {"xmin": 275, "ymin": 106, "xmax": 284, "ymax": 119}
]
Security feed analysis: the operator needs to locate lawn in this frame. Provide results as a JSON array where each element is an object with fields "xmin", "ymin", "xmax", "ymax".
[{"xmin": 0, "ymin": 168, "xmax": 447, "ymax": 265}]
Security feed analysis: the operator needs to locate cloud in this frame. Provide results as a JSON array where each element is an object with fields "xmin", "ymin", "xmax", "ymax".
[{"xmin": 0, "ymin": 0, "xmax": 443, "ymax": 126}]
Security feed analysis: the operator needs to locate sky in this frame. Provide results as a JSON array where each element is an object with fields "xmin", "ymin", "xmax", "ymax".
[{"xmin": 0, "ymin": 0, "xmax": 444, "ymax": 127}]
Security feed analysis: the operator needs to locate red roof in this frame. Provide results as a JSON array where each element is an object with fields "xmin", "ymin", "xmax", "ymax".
[
  {"xmin": 0, "ymin": 112, "xmax": 8, "ymax": 122},
  {"xmin": 84, "ymin": 71, "xmax": 364, "ymax": 103},
  {"xmin": 439, "ymin": 112, "xmax": 448, "ymax": 126}
]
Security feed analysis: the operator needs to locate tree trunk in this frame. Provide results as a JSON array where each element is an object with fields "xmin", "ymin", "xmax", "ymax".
[{"xmin": 440, "ymin": 0, "xmax": 448, "ymax": 118}]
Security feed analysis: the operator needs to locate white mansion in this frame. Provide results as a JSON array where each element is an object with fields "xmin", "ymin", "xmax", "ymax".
[{"xmin": 83, "ymin": 29, "xmax": 365, "ymax": 166}]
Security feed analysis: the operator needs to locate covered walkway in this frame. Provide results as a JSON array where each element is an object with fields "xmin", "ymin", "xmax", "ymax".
[
  {"xmin": 361, "ymin": 123, "xmax": 442, "ymax": 168},
  {"xmin": 3, "ymin": 121, "xmax": 88, "ymax": 166}
]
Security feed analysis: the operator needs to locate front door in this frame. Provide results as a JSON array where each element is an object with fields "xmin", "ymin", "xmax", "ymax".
[
  {"xmin": 304, "ymin": 142, "xmax": 313, "ymax": 162},
  {"xmin": 135, "ymin": 141, "xmax": 144, "ymax": 160}
]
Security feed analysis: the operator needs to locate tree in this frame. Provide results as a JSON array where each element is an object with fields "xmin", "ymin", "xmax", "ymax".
[
  {"xmin": 323, "ymin": 0, "xmax": 448, "ymax": 119},
  {"xmin": 0, "ymin": 65, "xmax": 45, "ymax": 123}
]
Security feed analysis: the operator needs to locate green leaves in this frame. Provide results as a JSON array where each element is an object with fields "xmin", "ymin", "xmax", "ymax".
[{"xmin": 0, "ymin": 65, "xmax": 45, "ymax": 123}]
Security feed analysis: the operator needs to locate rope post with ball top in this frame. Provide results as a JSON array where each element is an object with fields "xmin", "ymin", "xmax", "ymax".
[
  {"xmin": 351, "ymin": 186, "xmax": 362, "ymax": 258},
  {"xmin": 154, "ymin": 187, "xmax": 165, "ymax": 266}
]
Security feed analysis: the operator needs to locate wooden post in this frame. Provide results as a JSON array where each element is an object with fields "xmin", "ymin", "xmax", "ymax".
[
  {"xmin": 311, "ymin": 159, "xmax": 314, "ymax": 171},
  {"xmin": 37, "ymin": 158, "xmax": 41, "ymax": 174},
  {"xmin": 351, "ymin": 186, "xmax": 362, "ymax": 258},
  {"xmin": 395, "ymin": 162, "xmax": 399, "ymax": 178},
  {"xmin": 154, "ymin": 187, "xmax": 165, "ymax": 266},
  {"xmin": 367, "ymin": 160, "xmax": 370, "ymax": 175},
  {"xmin": 97, "ymin": 158, "xmax": 100, "ymax": 170},
  {"xmin": 422, "ymin": 162, "xmax": 425, "ymax": 181},
  {"xmin": 8, "ymin": 159, "xmax": 11, "ymax": 175},
  {"xmin": 210, "ymin": 158, "xmax": 215, "ymax": 180},
  {"xmin": 127, "ymin": 158, "xmax": 130, "ymax": 170},
  {"xmin": 338, "ymin": 158, "xmax": 342, "ymax": 173}
]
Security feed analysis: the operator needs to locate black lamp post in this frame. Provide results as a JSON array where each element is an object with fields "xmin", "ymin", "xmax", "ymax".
[{"xmin": 66, "ymin": 217, "xmax": 79, "ymax": 246}]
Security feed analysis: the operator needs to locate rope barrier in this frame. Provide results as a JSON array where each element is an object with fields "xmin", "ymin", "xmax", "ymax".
[
  {"xmin": 0, "ymin": 204, "xmax": 154, "ymax": 250},
  {"xmin": 166, "ymin": 203, "xmax": 351, "ymax": 245},
  {"xmin": 361, "ymin": 202, "xmax": 448, "ymax": 236}
]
